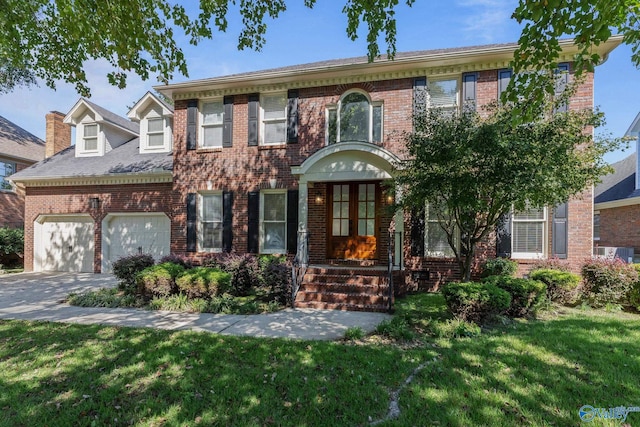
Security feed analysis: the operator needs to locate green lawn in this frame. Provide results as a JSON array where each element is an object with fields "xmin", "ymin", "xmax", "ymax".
[{"xmin": 1, "ymin": 295, "xmax": 639, "ymax": 426}]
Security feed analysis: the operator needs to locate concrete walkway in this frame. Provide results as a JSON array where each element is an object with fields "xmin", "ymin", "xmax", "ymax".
[{"xmin": 0, "ymin": 272, "xmax": 391, "ymax": 341}]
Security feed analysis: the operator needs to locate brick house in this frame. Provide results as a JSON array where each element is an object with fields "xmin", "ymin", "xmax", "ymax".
[
  {"xmin": 593, "ymin": 111, "xmax": 640, "ymax": 262},
  {"xmin": 10, "ymin": 39, "xmax": 620, "ymax": 310},
  {"xmin": 0, "ymin": 115, "xmax": 46, "ymax": 228}
]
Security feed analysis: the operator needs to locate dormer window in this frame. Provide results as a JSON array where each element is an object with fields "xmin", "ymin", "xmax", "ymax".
[
  {"xmin": 83, "ymin": 124, "xmax": 98, "ymax": 152},
  {"xmin": 146, "ymin": 118, "xmax": 165, "ymax": 148},
  {"xmin": 326, "ymin": 90, "xmax": 383, "ymax": 145}
]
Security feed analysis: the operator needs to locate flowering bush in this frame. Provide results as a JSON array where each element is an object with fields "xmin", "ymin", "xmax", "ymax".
[{"xmin": 581, "ymin": 258, "xmax": 638, "ymax": 308}]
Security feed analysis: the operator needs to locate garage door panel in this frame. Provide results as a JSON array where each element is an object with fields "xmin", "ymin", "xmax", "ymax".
[{"xmin": 38, "ymin": 218, "xmax": 94, "ymax": 272}]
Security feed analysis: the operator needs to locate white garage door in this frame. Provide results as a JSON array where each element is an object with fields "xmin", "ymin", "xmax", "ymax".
[
  {"xmin": 103, "ymin": 214, "xmax": 170, "ymax": 272},
  {"xmin": 37, "ymin": 217, "xmax": 95, "ymax": 272}
]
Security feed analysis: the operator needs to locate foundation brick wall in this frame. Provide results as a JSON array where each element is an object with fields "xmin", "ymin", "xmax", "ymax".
[{"xmin": 23, "ymin": 183, "xmax": 174, "ymax": 272}]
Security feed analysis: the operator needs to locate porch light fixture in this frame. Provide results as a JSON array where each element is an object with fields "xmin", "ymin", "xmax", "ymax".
[
  {"xmin": 89, "ymin": 197, "xmax": 100, "ymax": 209},
  {"xmin": 315, "ymin": 195, "xmax": 323, "ymax": 204}
]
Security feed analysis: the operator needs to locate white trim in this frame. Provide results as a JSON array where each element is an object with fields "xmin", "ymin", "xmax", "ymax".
[
  {"xmin": 511, "ymin": 207, "xmax": 548, "ymax": 260},
  {"xmin": 197, "ymin": 191, "xmax": 223, "ymax": 253},
  {"xmin": 199, "ymin": 98, "xmax": 224, "ymax": 149},
  {"xmin": 127, "ymin": 91, "xmax": 173, "ymax": 120},
  {"xmin": 325, "ymin": 89, "xmax": 383, "ymax": 145},
  {"xmin": 11, "ymin": 171, "xmax": 172, "ymax": 187},
  {"xmin": 260, "ymin": 92, "xmax": 287, "ymax": 146},
  {"xmin": 260, "ymin": 189, "xmax": 287, "ymax": 254},
  {"xmin": 594, "ymin": 195, "xmax": 640, "ymax": 210}
]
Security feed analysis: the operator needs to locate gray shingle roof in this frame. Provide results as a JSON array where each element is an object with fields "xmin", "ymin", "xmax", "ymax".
[
  {"xmin": 82, "ymin": 98, "xmax": 140, "ymax": 134},
  {"xmin": 10, "ymin": 137, "xmax": 172, "ymax": 181},
  {"xmin": 595, "ymin": 152, "xmax": 640, "ymax": 204},
  {"xmin": 0, "ymin": 115, "xmax": 45, "ymax": 163}
]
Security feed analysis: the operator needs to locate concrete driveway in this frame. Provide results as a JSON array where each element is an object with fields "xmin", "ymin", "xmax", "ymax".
[{"xmin": 0, "ymin": 272, "xmax": 391, "ymax": 340}]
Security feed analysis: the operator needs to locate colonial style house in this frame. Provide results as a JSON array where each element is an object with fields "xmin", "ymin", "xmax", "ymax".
[
  {"xmin": 0, "ymin": 115, "xmax": 46, "ymax": 228},
  {"xmin": 11, "ymin": 38, "xmax": 621, "ymax": 311},
  {"xmin": 593, "ymin": 111, "xmax": 640, "ymax": 262}
]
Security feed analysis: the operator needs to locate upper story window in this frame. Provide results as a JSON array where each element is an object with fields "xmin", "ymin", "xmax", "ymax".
[
  {"xmin": 512, "ymin": 206, "xmax": 547, "ymax": 259},
  {"xmin": 261, "ymin": 93, "xmax": 287, "ymax": 145},
  {"xmin": 200, "ymin": 100, "xmax": 224, "ymax": 148},
  {"xmin": 0, "ymin": 161, "xmax": 15, "ymax": 190},
  {"xmin": 327, "ymin": 90, "xmax": 383, "ymax": 145},
  {"xmin": 83, "ymin": 124, "xmax": 98, "ymax": 152},
  {"xmin": 427, "ymin": 78, "xmax": 459, "ymax": 114},
  {"xmin": 146, "ymin": 117, "xmax": 165, "ymax": 148}
]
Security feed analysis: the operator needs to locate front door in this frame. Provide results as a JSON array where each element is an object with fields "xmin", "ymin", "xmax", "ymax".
[{"xmin": 327, "ymin": 182, "xmax": 379, "ymax": 260}]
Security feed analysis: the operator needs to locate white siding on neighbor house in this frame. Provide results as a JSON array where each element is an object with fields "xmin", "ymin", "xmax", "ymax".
[
  {"xmin": 101, "ymin": 214, "xmax": 170, "ymax": 273},
  {"xmin": 34, "ymin": 216, "xmax": 95, "ymax": 272}
]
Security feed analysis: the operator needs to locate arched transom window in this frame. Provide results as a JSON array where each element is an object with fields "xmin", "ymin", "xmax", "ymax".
[{"xmin": 327, "ymin": 91, "xmax": 382, "ymax": 144}]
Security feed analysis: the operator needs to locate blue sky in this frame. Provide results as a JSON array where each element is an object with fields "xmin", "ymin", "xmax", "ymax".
[{"xmin": 0, "ymin": 0, "xmax": 638, "ymax": 163}]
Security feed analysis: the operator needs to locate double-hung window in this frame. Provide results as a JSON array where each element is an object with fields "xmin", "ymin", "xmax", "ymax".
[
  {"xmin": 0, "ymin": 161, "xmax": 15, "ymax": 190},
  {"xmin": 327, "ymin": 90, "xmax": 383, "ymax": 144},
  {"xmin": 199, "ymin": 193, "xmax": 223, "ymax": 251},
  {"xmin": 261, "ymin": 93, "xmax": 287, "ymax": 145},
  {"xmin": 260, "ymin": 191, "xmax": 287, "ymax": 253},
  {"xmin": 83, "ymin": 124, "xmax": 98, "ymax": 152},
  {"xmin": 146, "ymin": 117, "xmax": 165, "ymax": 148},
  {"xmin": 512, "ymin": 206, "xmax": 547, "ymax": 259},
  {"xmin": 427, "ymin": 78, "xmax": 459, "ymax": 115},
  {"xmin": 425, "ymin": 204, "xmax": 457, "ymax": 257},
  {"xmin": 200, "ymin": 100, "xmax": 224, "ymax": 148},
  {"xmin": 593, "ymin": 212, "xmax": 600, "ymax": 241}
]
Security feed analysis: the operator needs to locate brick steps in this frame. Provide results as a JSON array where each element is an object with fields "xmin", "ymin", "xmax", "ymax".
[{"xmin": 294, "ymin": 266, "xmax": 391, "ymax": 312}]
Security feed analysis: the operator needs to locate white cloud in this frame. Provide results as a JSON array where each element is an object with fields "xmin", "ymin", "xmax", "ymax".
[{"xmin": 456, "ymin": 0, "xmax": 517, "ymax": 43}]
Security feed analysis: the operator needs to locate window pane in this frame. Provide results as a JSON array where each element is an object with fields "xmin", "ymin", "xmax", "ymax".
[
  {"xmin": 358, "ymin": 184, "xmax": 366, "ymax": 201},
  {"xmin": 263, "ymin": 94, "xmax": 286, "ymax": 120},
  {"xmin": 202, "ymin": 125, "xmax": 223, "ymax": 148},
  {"xmin": 202, "ymin": 194, "xmax": 222, "ymax": 221},
  {"xmin": 340, "ymin": 92, "xmax": 369, "ymax": 142},
  {"xmin": 264, "ymin": 121, "xmax": 286, "ymax": 144},
  {"xmin": 513, "ymin": 222, "xmax": 543, "ymax": 253},
  {"xmin": 426, "ymin": 222, "xmax": 454, "ymax": 257},
  {"xmin": 202, "ymin": 222, "xmax": 222, "ymax": 249},
  {"xmin": 514, "ymin": 207, "xmax": 544, "ymax": 220},
  {"xmin": 373, "ymin": 105, "xmax": 382, "ymax": 143},
  {"xmin": 84, "ymin": 138, "xmax": 98, "ymax": 151},
  {"xmin": 264, "ymin": 223, "xmax": 286, "ymax": 250},
  {"xmin": 358, "ymin": 219, "xmax": 366, "ymax": 236},
  {"xmin": 341, "ymin": 219, "xmax": 349, "ymax": 236},
  {"xmin": 428, "ymin": 79, "xmax": 458, "ymax": 108},
  {"xmin": 202, "ymin": 102, "xmax": 224, "ymax": 124},
  {"xmin": 84, "ymin": 124, "xmax": 97, "ymax": 137},
  {"xmin": 264, "ymin": 193, "xmax": 285, "ymax": 221},
  {"xmin": 328, "ymin": 109, "xmax": 337, "ymax": 144},
  {"xmin": 148, "ymin": 133, "xmax": 164, "ymax": 147},
  {"xmin": 367, "ymin": 201, "xmax": 375, "ymax": 218},
  {"xmin": 340, "ymin": 202, "xmax": 349, "ymax": 218},
  {"xmin": 147, "ymin": 118, "xmax": 163, "ymax": 133},
  {"xmin": 367, "ymin": 219, "xmax": 375, "ymax": 236},
  {"xmin": 594, "ymin": 214, "xmax": 600, "ymax": 239},
  {"xmin": 332, "ymin": 219, "xmax": 341, "ymax": 236}
]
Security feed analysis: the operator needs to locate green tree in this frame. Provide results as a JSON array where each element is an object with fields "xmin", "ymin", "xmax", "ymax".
[
  {"xmin": 0, "ymin": 0, "xmax": 413, "ymax": 96},
  {"xmin": 508, "ymin": 0, "xmax": 640, "ymax": 114},
  {"xmin": 394, "ymin": 90, "xmax": 619, "ymax": 281}
]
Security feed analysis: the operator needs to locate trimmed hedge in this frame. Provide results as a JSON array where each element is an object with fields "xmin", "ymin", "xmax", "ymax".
[
  {"xmin": 442, "ymin": 282, "xmax": 511, "ymax": 322},
  {"xmin": 581, "ymin": 258, "xmax": 638, "ymax": 308},
  {"xmin": 529, "ymin": 268, "xmax": 580, "ymax": 305},
  {"xmin": 137, "ymin": 262, "xmax": 186, "ymax": 298},
  {"xmin": 203, "ymin": 253, "xmax": 259, "ymax": 296},
  {"xmin": 480, "ymin": 258, "xmax": 517, "ymax": 278},
  {"xmin": 484, "ymin": 276, "xmax": 546, "ymax": 317},
  {"xmin": 176, "ymin": 267, "xmax": 231, "ymax": 299},
  {"xmin": 112, "ymin": 254, "xmax": 155, "ymax": 294}
]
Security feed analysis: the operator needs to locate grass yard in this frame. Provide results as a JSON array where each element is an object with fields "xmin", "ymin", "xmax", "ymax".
[{"xmin": 1, "ymin": 295, "xmax": 639, "ymax": 426}]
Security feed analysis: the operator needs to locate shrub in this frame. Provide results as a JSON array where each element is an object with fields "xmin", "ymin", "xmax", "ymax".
[
  {"xmin": 112, "ymin": 254, "xmax": 155, "ymax": 294},
  {"xmin": 137, "ymin": 262, "xmax": 185, "ymax": 298},
  {"xmin": 531, "ymin": 257, "xmax": 570, "ymax": 272},
  {"xmin": 483, "ymin": 276, "xmax": 546, "ymax": 317},
  {"xmin": 203, "ymin": 253, "xmax": 259, "ymax": 296},
  {"xmin": 627, "ymin": 264, "xmax": 640, "ymax": 311},
  {"xmin": 441, "ymin": 282, "xmax": 511, "ymax": 323},
  {"xmin": 0, "ymin": 227, "xmax": 23, "ymax": 255},
  {"xmin": 259, "ymin": 255, "xmax": 292, "ymax": 305},
  {"xmin": 175, "ymin": 267, "xmax": 231, "ymax": 299},
  {"xmin": 529, "ymin": 268, "xmax": 580, "ymax": 305},
  {"xmin": 159, "ymin": 253, "xmax": 193, "ymax": 269},
  {"xmin": 581, "ymin": 258, "xmax": 638, "ymax": 308},
  {"xmin": 480, "ymin": 258, "xmax": 517, "ymax": 278}
]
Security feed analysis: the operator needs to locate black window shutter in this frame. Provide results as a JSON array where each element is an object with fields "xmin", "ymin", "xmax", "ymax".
[
  {"xmin": 223, "ymin": 96, "xmax": 234, "ymax": 147},
  {"xmin": 222, "ymin": 191, "xmax": 233, "ymax": 252},
  {"xmin": 410, "ymin": 207, "xmax": 425, "ymax": 257},
  {"xmin": 248, "ymin": 94, "xmax": 259, "ymax": 146},
  {"xmin": 552, "ymin": 202, "xmax": 568, "ymax": 259},
  {"xmin": 286, "ymin": 189, "xmax": 299, "ymax": 254},
  {"xmin": 462, "ymin": 72, "xmax": 477, "ymax": 111},
  {"xmin": 287, "ymin": 89, "xmax": 299, "ymax": 144},
  {"xmin": 247, "ymin": 191, "xmax": 260, "ymax": 253},
  {"xmin": 496, "ymin": 213, "xmax": 512, "ymax": 258},
  {"xmin": 554, "ymin": 63, "xmax": 570, "ymax": 113},
  {"xmin": 498, "ymin": 69, "xmax": 512, "ymax": 99},
  {"xmin": 186, "ymin": 100, "xmax": 198, "ymax": 150},
  {"xmin": 186, "ymin": 193, "xmax": 197, "ymax": 252},
  {"xmin": 413, "ymin": 77, "xmax": 427, "ymax": 119}
]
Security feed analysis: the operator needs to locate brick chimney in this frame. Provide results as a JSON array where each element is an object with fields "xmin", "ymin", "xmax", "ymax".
[{"xmin": 45, "ymin": 111, "xmax": 71, "ymax": 158}]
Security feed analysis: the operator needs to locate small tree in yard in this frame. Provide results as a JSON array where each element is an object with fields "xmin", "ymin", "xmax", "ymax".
[{"xmin": 394, "ymin": 95, "xmax": 619, "ymax": 282}]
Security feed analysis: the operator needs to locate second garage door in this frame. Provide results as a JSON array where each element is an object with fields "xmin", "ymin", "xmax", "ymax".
[{"xmin": 102, "ymin": 213, "xmax": 171, "ymax": 272}]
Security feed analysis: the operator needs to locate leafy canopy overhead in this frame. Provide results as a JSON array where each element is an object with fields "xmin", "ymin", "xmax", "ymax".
[{"xmin": 0, "ymin": 0, "xmax": 413, "ymax": 97}]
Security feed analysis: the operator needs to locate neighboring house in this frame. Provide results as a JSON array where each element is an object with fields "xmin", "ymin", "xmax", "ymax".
[
  {"xmin": 11, "ymin": 38, "xmax": 620, "ymax": 310},
  {"xmin": 594, "ymin": 112, "xmax": 640, "ymax": 262},
  {"xmin": 0, "ymin": 115, "xmax": 46, "ymax": 228}
]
